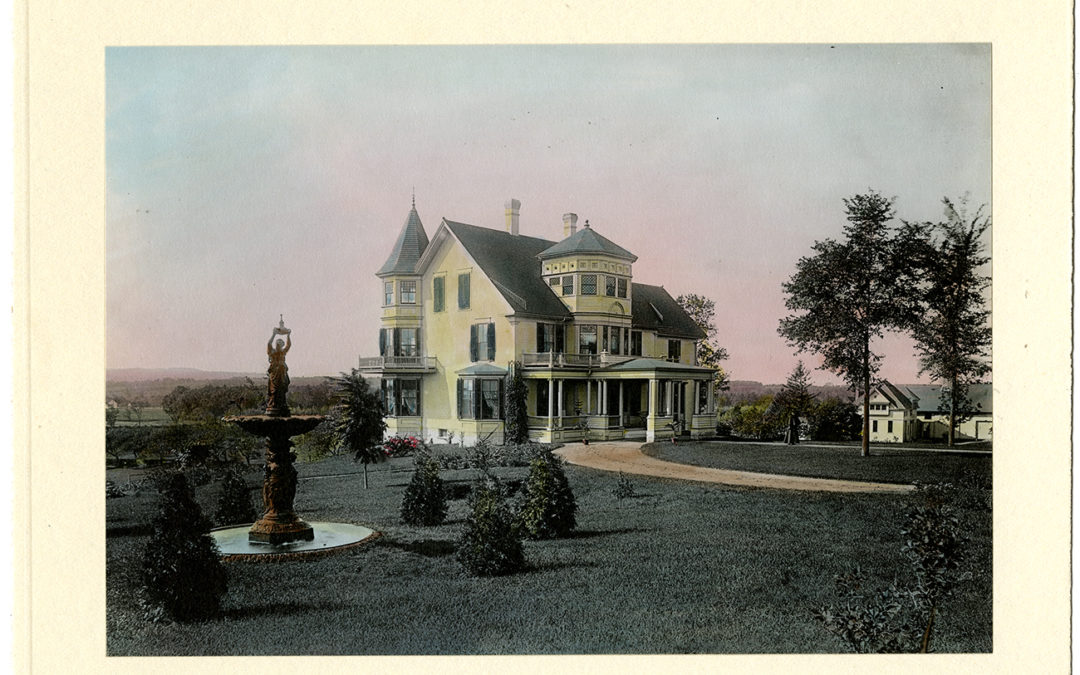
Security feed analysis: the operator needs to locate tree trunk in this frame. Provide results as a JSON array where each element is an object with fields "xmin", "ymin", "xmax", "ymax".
[
  {"xmin": 947, "ymin": 375, "xmax": 957, "ymax": 447},
  {"xmin": 920, "ymin": 604, "xmax": 937, "ymax": 653},
  {"xmin": 861, "ymin": 333, "xmax": 871, "ymax": 457},
  {"xmin": 363, "ymin": 462, "xmax": 369, "ymax": 489}
]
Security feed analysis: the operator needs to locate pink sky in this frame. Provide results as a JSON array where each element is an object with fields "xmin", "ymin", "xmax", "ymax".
[{"xmin": 106, "ymin": 45, "xmax": 990, "ymax": 385}]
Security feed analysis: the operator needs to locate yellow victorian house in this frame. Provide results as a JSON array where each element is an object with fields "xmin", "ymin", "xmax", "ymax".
[{"xmin": 359, "ymin": 197, "xmax": 718, "ymax": 445}]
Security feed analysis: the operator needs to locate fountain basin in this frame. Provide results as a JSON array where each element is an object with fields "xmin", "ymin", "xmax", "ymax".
[{"xmin": 212, "ymin": 522, "xmax": 380, "ymax": 562}]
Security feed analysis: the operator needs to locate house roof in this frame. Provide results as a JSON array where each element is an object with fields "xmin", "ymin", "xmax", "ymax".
[
  {"xmin": 377, "ymin": 203, "xmax": 430, "ymax": 276},
  {"xmin": 902, "ymin": 383, "xmax": 993, "ymax": 414},
  {"xmin": 606, "ymin": 357, "xmax": 715, "ymax": 375},
  {"xmin": 872, "ymin": 380, "xmax": 916, "ymax": 409},
  {"xmin": 537, "ymin": 223, "xmax": 638, "ymax": 262},
  {"xmin": 442, "ymin": 220, "xmax": 571, "ymax": 319},
  {"xmin": 630, "ymin": 283, "xmax": 708, "ymax": 340}
]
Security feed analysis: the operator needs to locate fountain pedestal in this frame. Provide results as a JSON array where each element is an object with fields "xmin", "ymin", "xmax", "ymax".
[{"xmin": 223, "ymin": 414, "xmax": 324, "ymax": 545}]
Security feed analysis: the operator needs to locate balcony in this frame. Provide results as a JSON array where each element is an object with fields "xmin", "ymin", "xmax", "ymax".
[
  {"xmin": 357, "ymin": 355, "xmax": 438, "ymax": 372},
  {"xmin": 521, "ymin": 351, "xmax": 636, "ymax": 370}
]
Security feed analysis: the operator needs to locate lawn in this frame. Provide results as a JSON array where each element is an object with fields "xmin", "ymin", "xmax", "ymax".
[
  {"xmin": 645, "ymin": 440, "xmax": 992, "ymax": 486},
  {"xmin": 106, "ymin": 445, "xmax": 991, "ymax": 655}
]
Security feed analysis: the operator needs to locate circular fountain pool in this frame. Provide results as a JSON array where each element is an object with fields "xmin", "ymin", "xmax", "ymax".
[{"xmin": 211, "ymin": 522, "xmax": 380, "ymax": 562}]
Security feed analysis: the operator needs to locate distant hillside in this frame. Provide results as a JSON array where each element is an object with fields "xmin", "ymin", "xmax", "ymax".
[
  {"xmin": 723, "ymin": 380, "xmax": 854, "ymax": 404},
  {"xmin": 107, "ymin": 367, "xmax": 256, "ymax": 382}
]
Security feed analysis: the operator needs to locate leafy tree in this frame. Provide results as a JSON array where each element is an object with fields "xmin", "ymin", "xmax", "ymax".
[
  {"xmin": 778, "ymin": 192, "xmax": 923, "ymax": 456},
  {"xmin": 328, "ymin": 369, "xmax": 388, "ymax": 488},
  {"xmin": 910, "ymin": 197, "xmax": 992, "ymax": 447},
  {"xmin": 400, "ymin": 453, "xmax": 448, "ymax": 526},
  {"xmin": 808, "ymin": 397, "xmax": 861, "ymax": 442},
  {"xmin": 771, "ymin": 361, "xmax": 816, "ymax": 444},
  {"xmin": 140, "ymin": 473, "xmax": 227, "ymax": 622},
  {"xmin": 676, "ymin": 293, "xmax": 731, "ymax": 392},
  {"xmin": 515, "ymin": 448, "xmax": 577, "ymax": 539},
  {"xmin": 720, "ymin": 395, "xmax": 784, "ymax": 440},
  {"xmin": 106, "ymin": 405, "xmax": 120, "ymax": 429}
]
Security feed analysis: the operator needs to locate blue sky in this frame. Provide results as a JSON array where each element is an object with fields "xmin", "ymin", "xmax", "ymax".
[{"xmin": 106, "ymin": 44, "xmax": 990, "ymax": 384}]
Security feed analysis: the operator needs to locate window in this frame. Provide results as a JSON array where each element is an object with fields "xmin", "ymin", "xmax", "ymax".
[
  {"xmin": 623, "ymin": 328, "xmax": 630, "ymax": 355},
  {"xmin": 601, "ymin": 326, "xmax": 608, "ymax": 352},
  {"xmin": 872, "ymin": 420, "xmax": 878, "ymax": 432},
  {"xmin": 549, "ymin": 276, "xmax": 561, "ymax": 287},
  {"xmin": 697, "ymin": 382, "xmax": 710, "ymax": 414},
  {"xmin": 609, "ymin": 326, "xmax": 621, "ymax": 354},
  {"xmin": 433, "ymin": 276, "xmax": 445, "ymax": 312},
  {"xmin": 470, "ymin": 322, "xmax": 496, "ymax": 362},
  {"xmin": 399, "ymin": 379, "xmax": 420, "ymax": 416},
  {"xmin": 605, "ymin": 276, "xmax": 616, "ymax": 296},
  {"xmin": 398, "ymin": 328, "xmax": 418, "ymax": 357},
  {"xmin": 630, "ymin": 330, "xmax": 642, "ymax": 356},
  {"xmin": 458, "ymin": 273, "xmax": 470, "ymax": 309},
  {"xmin": 384, "ymin": 281, "xmax": 394, "ymax": 306},
  {"xmin": 399, "ymin": 280, "xmax": 416, "ymax": 304},
  {"xmin": 536, "ymin": 380, "xmax": 550, "ymax": 415},
  {"xmin": 668, "ymin": 339, "xmax": 682, "ymax": 362},
  {"xmin": 617, "ymin": 278, "xmax": 628, "ymax": 298},
  {"xmin": 887, "ymin": 421, "xmax": 893, "ymax": 433},
  {"xmin": 581, "ymin": 274, "xmax": 597, "ymax": 295},
  {"xmin": 458, "ymin": 378, "xmax": 503, "ymax": 420},
  {"xmin": 562, "ymin": 275, "xmax": 574, "ymax": 296},
  {"xmin": 536, "ymin": 322, "xmax": 564, "ymax": 353},
  {"xmin": 578, "ymin": 325, "xmax": 597, "ymax": 354},
  {"xmin": 381, "ymin": 377, "xmax": 422, "ymax": 417},
  {"xmin": 657, "ymin": 381, "xmax": 669, "ymax": 415}
]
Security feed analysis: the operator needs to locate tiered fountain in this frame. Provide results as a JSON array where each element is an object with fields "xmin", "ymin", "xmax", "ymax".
[{"xmin": 212, "ymin": 317, "xmax": 379, "ymax": 561}]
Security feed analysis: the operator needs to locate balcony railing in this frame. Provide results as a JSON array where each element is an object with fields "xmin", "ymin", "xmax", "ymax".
[
  {"xmin": 521, "ymin": 351, "xmax": 637, "ymax": 369},
  {"xmin": 357, "ymin": 355, "xmax": 437, "ymax": 371}
]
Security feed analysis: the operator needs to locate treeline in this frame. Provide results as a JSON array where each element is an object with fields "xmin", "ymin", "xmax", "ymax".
[
  {"xmin": 158, "ymin": 380, "xmax": 334, "ymax": 422},
  {"xmin": 718, "ymin": 394, "xmax": 860, "ymax": 442}
]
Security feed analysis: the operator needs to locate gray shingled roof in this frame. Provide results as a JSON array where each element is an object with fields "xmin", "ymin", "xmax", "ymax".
[
  {"xmin": 537, "ymin": 224, "xmax": 638, "ymax": 262},
  {"xmin": 902, "ymin": 383, "xmax": 993, "ymax": 414},
  {"xmin": 377, "ymin": 205, "xmax": 430, "ymax": 276},
  {"xmin": 630, "ymin": 283, "xmax": 708, "ymax": 340},
  {"xmin": 443, "ymin": 220, "xmax": 571, "ymax": 319}
]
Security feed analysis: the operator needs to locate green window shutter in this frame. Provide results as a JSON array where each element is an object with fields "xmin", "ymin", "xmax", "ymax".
[
  {"xmin": 393, "ymin": 328, "xmax": 401, "ymax": 357},
  {"xmin": 470, "ymin": 324, "xmax": 478, "ymax": 362},
  {"xmin": 416, "ymin": 382, "xmax": 422, "ymax": 416},
  {"xmin": 556, "ymin": 325, "xmax": 564, "ymax": 353},
  {"xmin": 458, "ymin": 273, "xmax": 470, "ymax": 309},
  {"xmin": 457, "ymin": 379, "xmax": 463, "ymax": 419},
  {"xmin": 536, "ymin": 322, "xmax": 545, "ymax": 352},
  {"xmin": 378, "ymin": 328, "xmax": 387, "ymax": 357},
  {"xmin": 487, "ymin": 323, "xmax": 496, "ymax": 361},
  {"xmin": 433, "ymin": 277, "xmax": 444, "ymax": 312}
]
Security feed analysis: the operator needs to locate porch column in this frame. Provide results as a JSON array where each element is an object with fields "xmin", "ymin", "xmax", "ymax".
[
  {"xmin": 619, "ymin": 381, "xmax": 625, "ymax": 424},
  {"xmin": 586, "ymin": 379, "xmax": 592, "ymax": 414},
  {"xmin": 557, "ymin": 379, "xmax": 564, "ymax": 418},
  {"xmin": 547, "ymin": 376, "xmax": 554, "ymax": 422},
  {"xmin": 666, "ymin": 379, "xmax": 673, "ymax": 416},
  {"xmin": 647, "ymin": 378, "xmax": 658, "ymax": 442},
  {"xmin": 708, "ymin": 380, "xmax": 715, "ymax": 413}
]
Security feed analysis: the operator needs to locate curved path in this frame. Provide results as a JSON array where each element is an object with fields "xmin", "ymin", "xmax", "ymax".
[{"xmin": 556, "ymin": 441, "xmax": 915, "ymax": 494}]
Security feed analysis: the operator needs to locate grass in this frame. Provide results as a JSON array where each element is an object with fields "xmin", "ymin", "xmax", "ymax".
[
  {"xmin": 645, "ymin": 440, "xmax": 991, "ymax": 486},
  {"xmin": 106, "ymin": 446, "xmax": 991, "ymax": 655}
]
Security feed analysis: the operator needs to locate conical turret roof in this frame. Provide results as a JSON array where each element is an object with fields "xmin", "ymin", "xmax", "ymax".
[{"xmin": 377, "ymin": 200, "xmax": 430, "ymax": 276}]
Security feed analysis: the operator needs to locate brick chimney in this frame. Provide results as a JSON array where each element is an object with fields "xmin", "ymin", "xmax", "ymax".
[
  {"xmin": 505, "ymin": 198, "xmax": 521, "ymax": 235},
  {"xmin": 563, "ymin": 213, "xmax": 578, "ymax": 238}
]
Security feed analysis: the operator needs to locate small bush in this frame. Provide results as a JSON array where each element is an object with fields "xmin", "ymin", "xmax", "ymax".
[
  {"xmin": 400, "ymin": 455, "xmax": 448, "ymax": 526},
  {"xmin": 213, "ymin": 466, "xmax": 259, "ymax": 526},
  {"xmin": 456, "ymin": 479, "xmax": 525, "ymax": 576},
  {"xmin": 612, "ymin": 474, "xmax": 636, "ymax": 500},
  {"xmin": 515, "ymin": 449, "xmax": 577, "ymax": 539},
  {"xmin": 383, "ymin": 435, "xmax": 422, "ymax": 458},
  {"xmin": 141, "ymin": 473, "xmax": 228, "ymax": 622}
]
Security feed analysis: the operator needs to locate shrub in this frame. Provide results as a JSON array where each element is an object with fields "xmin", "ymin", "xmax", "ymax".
[
  {"xmin": 456, "ymin": 479, "xmax": 525, "ymax": 576},
  {"xmin": 612, "ymin": 473, "xmax": 636, "ymax": 500},
  {"xmin": 400, "ymin": 455, "xmax": 448, "ymax": 526},
  {"xmin": 514, "ymin": 448, "xmax": 577, "ymax": 539},
  {"xmin": 213, "ymin": 466, "xmax": 259, "ymax": 526},
  {"xmin": 140, "ymin": 473, "xmax": 228, "ymax": 622},
  {"xmin": 503, "ymin": 363, "xmax": 529, "ymax": 444},
  {"xmin": 383, "ymin": 435, "xmax": 422, "ymax": 458}
]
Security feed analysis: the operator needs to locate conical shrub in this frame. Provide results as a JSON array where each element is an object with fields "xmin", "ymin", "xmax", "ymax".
[
  {"xmin": 141, "ymin": 472, "xmax": 227, "ymax": 622},
  {"xmin": 515, "ymin": 448, "xmax": 577, "ymax": 539},
  {"xmin": 213, "ymin": 465, "xmax": 259, "ymax": 526},
  {"xmin": 456, "ymin": 479, "xmax": 525, "ymax": 576},
  {"xmin": 401, "ymin": 454, "xmax": 448, "ymax": 526}
]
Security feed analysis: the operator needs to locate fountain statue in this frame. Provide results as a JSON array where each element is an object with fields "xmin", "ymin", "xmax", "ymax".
[{"xmin": 224, "ymin": 316, "xmax": 322, "ymax": 544}]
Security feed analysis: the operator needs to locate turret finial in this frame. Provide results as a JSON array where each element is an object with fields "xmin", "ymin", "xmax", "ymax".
[{"xmin": 411, "ymin": 188, "xmax": 415, "ymax": 209}]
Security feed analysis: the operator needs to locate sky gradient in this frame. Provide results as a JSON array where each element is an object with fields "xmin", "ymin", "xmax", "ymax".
[{"xmin": 106, "ymin": 45, "xmax": 990, "ymax": 384}]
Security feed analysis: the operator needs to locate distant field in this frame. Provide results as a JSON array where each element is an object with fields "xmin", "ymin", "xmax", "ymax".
[{"xmin": 112, "ymin": 407, "xmax": 172, "ymax": 427}]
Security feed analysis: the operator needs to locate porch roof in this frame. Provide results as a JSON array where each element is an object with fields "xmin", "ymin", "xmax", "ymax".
[
  {"xmin": 455, "ymin": 363, "xmax": 509, "ymax": 376},
  {"xmin": 605, "ymin": 358, "xmax": 716, "ymax": 377}
]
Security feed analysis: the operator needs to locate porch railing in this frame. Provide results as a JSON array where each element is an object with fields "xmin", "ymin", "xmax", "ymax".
[
  {"xmin": 357, "ymin": 355, "xmax": 437, "ymax": 371},
  {"xmin": 521, "ymin": 352, "xmax": 636, "ymax": 369}
]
